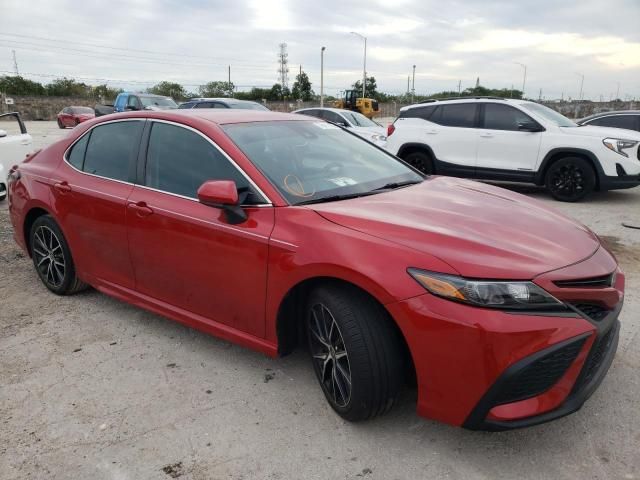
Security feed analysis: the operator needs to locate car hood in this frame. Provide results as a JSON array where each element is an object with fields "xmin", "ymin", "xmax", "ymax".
[
  {"xmin": 562, "ymin": 125, "xmax": 640, "ymax": 140},
  {"xmin": 308, "ymin": 177, "xmax": 600, "ymax": 279},
  {"xmin": 352, "ymin": 126, "xmax": 387, "ymax": 137}
]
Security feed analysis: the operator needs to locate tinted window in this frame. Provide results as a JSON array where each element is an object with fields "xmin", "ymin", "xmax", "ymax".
[
  {"xmin": 400, "ymin": 105, "xmax": 437, "ymax": 120},
  {"xmin": 194, "ymin": 102, "xmax": 214, "ymax": 109},
  {"xmin": 299, "ymin": 110, "xmax": 321, "ymax": 118},
  {"xmin": 432, "ymin": 103, "xmax": 477, "ymax": 128},
  {"xmin": 588, "ymin": 115, "xmax": 639, "ymax": 131},
  {"xmin": 483, "ymin": 104, "xmax": 537, "ymax": 131},
  {"xmin": 127, "ymin": 95, "xmax": 138, "ymax": 108},
  {"xmin": 178, "ymin": 102, "xmax": 195, "ymax": 109},
  {"xmin": 67, "ymin": 133, "xmax": 90, "ymax": 170},
  {"xmin": 320, "ymin": 111, "xmax": 345, "ymax": 125},
  {"xmin": 83, "ymin": 121, "xmax": 143, "ymax": 181},
  {"xmin": 145, "ymin": 122, "xmax": 256, "ymax": 201}
]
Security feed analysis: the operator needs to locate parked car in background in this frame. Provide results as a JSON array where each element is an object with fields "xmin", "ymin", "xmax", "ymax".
[
  {"xmin": 578, "ymin": 110, "xmax": 640, "ymax": 132},
  {"xmin": 57, "ymin": 106, "xmax": 95, "ymax": 128},
  {"xmin": 293, "ymin": 107, "xmax": 387, "ymax": 147},
  {"xmin": 0, "ymin": 112, "xmax": 32, "ymax": 200},
  {"xmin": 8, "ymin": 109, "xmax": 623, "ymax": 430},
  {"xmin": 179, "ymin": 98, "xmax": 269, "ymax": 111},
  {"xmin": 386, "ymin": 97, "xmax": 640, "ymax": 201},
  {"xmin": 113, "ymin": 93, "xmax": 178, "ymax": 112}
]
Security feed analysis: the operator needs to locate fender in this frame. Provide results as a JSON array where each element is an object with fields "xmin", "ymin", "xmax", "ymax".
[{"xmin": 535, "ymin": 148, "xmax": 605, "ymax": 186}]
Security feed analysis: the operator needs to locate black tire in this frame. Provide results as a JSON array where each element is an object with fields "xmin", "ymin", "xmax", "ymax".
[
  {"xmin": 0, "ymin": 182, "xmax": 6, "ymax": 202},
  {"xmin": 57, "ymin": 119, "xmax": 65, "ymax": 129},
  {"xmin": 29, "ymin": 215, "xmax": 88, "ymax": 295},
  {"xmin": 306, "ymin": 284, "xmax": 404, "ymax": 421},
  {"xmin": 403, "ymin": 150, "xmax": 434, "ymax": 174},
  {"xmin": 545, "ymin": 156, "xmax": 596, "ymax": 202}
]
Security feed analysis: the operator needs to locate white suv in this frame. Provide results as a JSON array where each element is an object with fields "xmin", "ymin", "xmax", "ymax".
[
  {"xmin": 0, "ymin": 112, "xmax": 33, "ymax": 201},
  {"xmin": 386, "ymin": 98, "xmax": 640, "ymax": 201}
]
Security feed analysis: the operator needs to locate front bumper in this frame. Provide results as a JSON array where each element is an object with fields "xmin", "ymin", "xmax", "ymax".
[{"xmin": 387, "ymin": 247, "xmax": 624, "ymax": 429}]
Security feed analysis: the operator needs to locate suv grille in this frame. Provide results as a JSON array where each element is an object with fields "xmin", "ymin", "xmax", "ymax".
[
  {"xmin": 554, "ymin": 274, "xmax": 614, "ymax": 288},
  {"xmin": 493, "ymin": 337, "xmax": 586, "ymax": 405},
  {"xmin": 572, "ymin": 303, "xmax": 610, "ymax": 322}
]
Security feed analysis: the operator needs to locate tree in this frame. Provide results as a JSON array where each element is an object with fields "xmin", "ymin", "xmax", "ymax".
[
  {"xmin": 291, "ymin": 71, "xmax": 314, "ymax": 101},
  {"xmin": 268, "ymin": 83, "xmax": 290, "ymax": 100},
  {"xmin": 352, "ymin": 76, "xmax": 378, "ymax": 99},
  {"xmin": 0, "ymin": 75, "xmax": 46, "ymax": 95},
  {"xmin": 198, "ymin": 81, "xmax": 235, "ymax": 98},
  {"xmin": 45, "ymin": 77, "xmax": 92, "ymax": 97},
  {"xmin": 147, "ymin": 81, "xmax": 188, "ymax": 100},
  {"xmin": 93, "ymin": 84, "xmax": 122, "ymax": 101}
]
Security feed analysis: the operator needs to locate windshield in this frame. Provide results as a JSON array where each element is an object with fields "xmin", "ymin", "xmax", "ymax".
[
  {"xmin": 71, "ymin": 107, "xmax": 94, "ymax": 114},
  {"xmin": 140, "ymin": 96, "xmax": 178, "ymax": 108},
  {"xmin": 229, "ymin": 102, "xmax": 270, "ymax": 111},
  {"xmin": 223, "ymin": 120, "xmax": 422, "ymax": 205},
  {"xmin": 341, "ymin": 111, "xmax": 379, "ymax": 127},
  {"xmin": 522, "ymin": 103, "xmax": 576, "ymax": 127}
]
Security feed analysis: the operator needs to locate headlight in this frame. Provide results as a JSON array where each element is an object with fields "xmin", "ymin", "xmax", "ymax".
[
  {"xmin": 602, "ymin": 138, "xmax": 638, "ymax": 157},
  {"xmin": 370, "ymin": 134, "xmax": 387, "ymax": 142},
  {"xmin": 408, "ymin": 269, "xmax": 564, "ymax": 310}
]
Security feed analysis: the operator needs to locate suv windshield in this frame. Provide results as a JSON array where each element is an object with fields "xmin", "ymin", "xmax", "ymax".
[
  {"xmin": 522, "ymin": 103, "xmax": 576, "ymax": 127},
  {"xmin": 139, "ymin": 96, "xmax": 178, "ymax": 109},
  {"xmin": 341, "ymin": 111, "xmax": 379, "ymax": 127},
  {"xmin": 223, "ymin": 120, "xmax": 423, "ymax": 205}
]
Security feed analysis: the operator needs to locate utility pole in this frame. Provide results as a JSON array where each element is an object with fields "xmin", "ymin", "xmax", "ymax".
[
  {"xmin": 320, "ymin": 46, "xmax": 325, "ymax": 107},
  {"xmin": 616, "ymin": 82, "xmax": 620, "ymax": 100},
  {"xmin": 575, "ymin": 72, "xmax": 584, "ymax": 101},
  {"xmin": 277, "ymin": 43, "xmax": 289, "ymax": 92},
  {"xmin": 538, "ymin": 88, "xmax": 542, "ymax": 101},
  {"xmin": 458, "ymin": 80, "xmax": 461, "ymax": 95},
  {"xmin": 228, "ymin": 65, "xmax": 231, "ymax": 92},
  {"xmin": 411, "ymin": 65, "xmax": 416, "ymax": 103},
  {"xmin": 350, "ymin": 32, "xmax": 367, "ymax": 98},
  {"xmin": 407, "ymin": 76, "xmax": 410, "ymax": 95},
  {"xmin": 514, "ymin": 62, "xmax": 526, "ymax": 98},
  {"xmin": 12, "ymin": 50, "xmax": 19, "ymax": 76}
]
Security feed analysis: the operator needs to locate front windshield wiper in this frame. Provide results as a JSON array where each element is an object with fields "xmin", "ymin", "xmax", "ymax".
[
  {"xmin": 295, "ymin": 191, "xmax": 379, "ymax": 206},
  {"xmin": 371, "ymin": 179, "xmax": 424, "ymax": 191}
]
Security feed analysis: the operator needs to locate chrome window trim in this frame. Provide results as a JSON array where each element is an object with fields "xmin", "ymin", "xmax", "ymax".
[{"xmin": 62, "ymin": 117, "xmax": 273, "ymax": 206}]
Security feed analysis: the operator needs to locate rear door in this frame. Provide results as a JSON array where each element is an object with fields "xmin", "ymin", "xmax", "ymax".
[
  {"xmin": 51, "ymin": 119, "xmax": 144, "ymax": 289},
  {"xmin": 475, "ymin": 103, "xmax": 543, "ymax": 177}
]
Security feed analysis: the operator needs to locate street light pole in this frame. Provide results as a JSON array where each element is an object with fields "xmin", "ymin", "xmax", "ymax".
[
  {"xmin": 411, "ymin": 65, "xmax": 416, "ymax": 103},
  {"xmin": 320, "ymin": 46, "xmax": 326, "ymax": 107},
  {"xmin": 514, "ymin": 62, "xmax": 527, "ymax": 98},
  {"xmin": 575, "ymin": 72, "xmax": 585, "ymax": 100},
  {"xmin": 350, "ymin": 31, "xmax": 367, "ymax": 98}
]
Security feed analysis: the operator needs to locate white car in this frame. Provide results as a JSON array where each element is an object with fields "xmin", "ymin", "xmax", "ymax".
[
  {"xmin": 386, "ymin": 97, "xmax": 640, "ymax": 201},
  {"xmin": 0, "ymin": 113, "xmax": 33, "ymax": 201},
  {"xmin": 293, "ymin": 107, "xmax": 387, "ymax": 147}
]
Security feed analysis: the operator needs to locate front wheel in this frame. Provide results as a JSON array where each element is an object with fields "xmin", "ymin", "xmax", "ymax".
[
  {"xmin": 306, "ymin": 284, "xmax": 405, "ymax": 421},
  {"xmin": 29, "ymin": 215, "xmax": 88, "ymax": 295},
  {"xmin": 57, "ymin": 119, "xmax": 65, "ymax": 129},
  {"xmin": 545, "ymin": 157, "xmax": 596, "ymax": 202}
]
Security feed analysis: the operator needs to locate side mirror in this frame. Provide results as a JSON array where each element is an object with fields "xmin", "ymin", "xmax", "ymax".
[
  {"xmin": 0, "ymin": 129, "xmax": 7, "ymax": 138},
  {"xmin": 197, "ymin": 180, "xmax": 247, "ymax": 224},
  {"xmin": 518, "ymin": 122, "xmax": 543, "ymax": 132}
]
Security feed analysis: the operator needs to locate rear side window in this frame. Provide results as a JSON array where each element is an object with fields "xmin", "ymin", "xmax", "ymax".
[
  {"xmin": 144, "ymin": 122, "xmax": 255, "ymax": 201},
  {"xmin": 66, "ymin": 133, "xmax": 90, "ymax": 170},
  {"xmin": 483, "ymin": 104, "xmax": 537, "ymax": 131},
  {"xmin": 587, "ymin": 115, "xmax": 639, "ymax": 131},
  {"xmin": 400, "ymin": 105, "xmax": 437, "ymax": 120},
  {"xmin": 194, "ymin": 102, "xmax": 214, "ymax": 109},
  {"xmin": 431, "ymin": 103, "xmax": 477, "ymax": 128},
  {"xmin": 83, "ymin": 121, "xmax": 144, "ymax": 181}
]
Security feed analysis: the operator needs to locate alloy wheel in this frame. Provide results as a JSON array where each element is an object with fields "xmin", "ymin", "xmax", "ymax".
[
  {"xmin": 550, "ymin": 164, "xmax": 585, "ymax": 197},
  {"xmin": 32, "ymin": 226, "xmax": 66, "ymax": 288},
  {"xmin": 308, "ymin": 303, "xmax": 352, "ymax": 407}
]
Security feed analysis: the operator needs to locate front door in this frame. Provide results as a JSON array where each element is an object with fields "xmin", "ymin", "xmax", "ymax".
[{"xmin": 126, "ymin": 121, "xmax": 274, "ymax": 337}]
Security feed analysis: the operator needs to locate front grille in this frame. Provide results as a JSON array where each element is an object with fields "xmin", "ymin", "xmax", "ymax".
[
  {"xmin": 493, "ymin": 337, "xmax": 586, "ymax": 405},
  {"xmin": 554, "ymin": 274, "xmax": 614, "ymax": 288},
  {"xmin": 573, "ymin": 303, "xmax": 610, "ymax": 321},
  {"xmin": 578, "ymin": 326, "xmax": 616, "ymax": 387}
]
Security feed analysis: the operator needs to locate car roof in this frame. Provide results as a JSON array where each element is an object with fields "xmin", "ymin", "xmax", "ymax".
[
  {"xmin": 400, "ymin": 97, "xmax": 532, "ymax": 112},
  {"xmin": 579, "ymin": 110, "xmax": 640, "ymax": 122},
  {"xmin": 295, "ymin": 107, "xmax": 352, "ymax": 114},
  {"xmin": 106, "ymin": 109, "xmax": 311, "ymax": 125},
  {"xmin": 188, "ymin": 98, "xmax": 262, "ymax": 105}
]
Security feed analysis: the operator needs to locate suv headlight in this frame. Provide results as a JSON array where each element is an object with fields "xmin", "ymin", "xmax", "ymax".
[
  {"xmin": 408, "ymin": 269, "xmax": 564, "ymax": 310},
  {"xmin": 603, "ymin": 138, "xmax": 638, "ymax": 158}
]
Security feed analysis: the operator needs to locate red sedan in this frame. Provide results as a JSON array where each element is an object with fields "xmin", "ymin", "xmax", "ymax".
[
  {"xmin": 57, "ymin": 106, "xmax": 95, "ymax": 128},
  {"xmin": 7, "ymin": 110, "xmax": 622, "ymax": 430}
]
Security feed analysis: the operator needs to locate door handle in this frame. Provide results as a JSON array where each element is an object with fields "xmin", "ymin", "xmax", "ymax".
[
  {"xmin": 127, "ymin": 201, "xmax": 154, "ymax": 217},
  {"xmin": 480, "ymin": 133, "xmax": 494, "ymax": 138},
  {"xmin": 53, "ymin": 181, "xmax": 72, "ymax": 194}
]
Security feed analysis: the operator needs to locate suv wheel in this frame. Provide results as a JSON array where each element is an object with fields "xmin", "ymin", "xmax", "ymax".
[
  {"xmin": 403, "ymin": 151, "xmax": 434, "ymax": 174},
  {"xmin": 306, "ymin": 284, "xmax": 404, "ymax": 421},
  {"xmin": 545, "ymin": 157, "xmax": 596, "ymax": 202}
]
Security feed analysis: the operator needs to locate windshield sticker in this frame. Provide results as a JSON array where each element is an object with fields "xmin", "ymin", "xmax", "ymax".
[
  {"xmin": 328, "ymin": 177, "xmax": 358, "ymax": 186},
  {"xmin": 314, "ymin": 122, "xmax": 340, "ymax": 130}
]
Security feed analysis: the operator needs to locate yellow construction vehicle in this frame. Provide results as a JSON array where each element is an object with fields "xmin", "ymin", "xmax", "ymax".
[{"xmin": 333, "ymin": 89, "xmax": 380, "ymax": 118}]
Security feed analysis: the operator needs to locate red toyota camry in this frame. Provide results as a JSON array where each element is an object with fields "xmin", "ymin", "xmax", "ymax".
[
  {"xmin": 57, "ymin": 106, "xmax": 96, "ymax": 128},
  {"xmin": 7, "ymin": 110, "xmax": 623, "ymax": 430}
]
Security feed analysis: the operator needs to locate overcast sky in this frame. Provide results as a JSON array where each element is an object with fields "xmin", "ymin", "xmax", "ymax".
[{"xmin": 1, "ymin": 0, "xmax": 639, "ymax": 100}]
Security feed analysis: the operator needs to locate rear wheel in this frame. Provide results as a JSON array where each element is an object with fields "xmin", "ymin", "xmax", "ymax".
[
  {"xmin": 403, "ymin": 150, "xmax": 434, "ymax": 174},
  {"xmin": 545, "ymin": 157, "xmax": 596, "ymax": 202},
  {"xmin": 306, "ymin": 284, "xmax": 404, "ymax": 421},
  {"xmin": 29, "ymin": 215, "xmax": 88, "ymax": 295}
]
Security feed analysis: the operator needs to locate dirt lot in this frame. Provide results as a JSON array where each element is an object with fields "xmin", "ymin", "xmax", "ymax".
[{"xmin": 1, "ymin": 122, "xmax": 639, "ymax": 480}]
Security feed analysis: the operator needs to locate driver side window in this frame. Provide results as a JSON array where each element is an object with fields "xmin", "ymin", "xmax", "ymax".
[
  {"xmin": 127, "ymin": 95, "xmax": 139, "ymax": 109},
  {"xmin": 144, "ymin": 122, "xmax": 261, "ymax": 203},
  {"xmin": 320, "ymin": 111, "xmax": 344, "ymax": 125}
]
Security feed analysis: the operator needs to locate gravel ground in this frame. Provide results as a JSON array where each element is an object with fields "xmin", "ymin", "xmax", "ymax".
[{"xmin": 1, "ymin": 121, "xmax": 639, "ymax": 480}]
